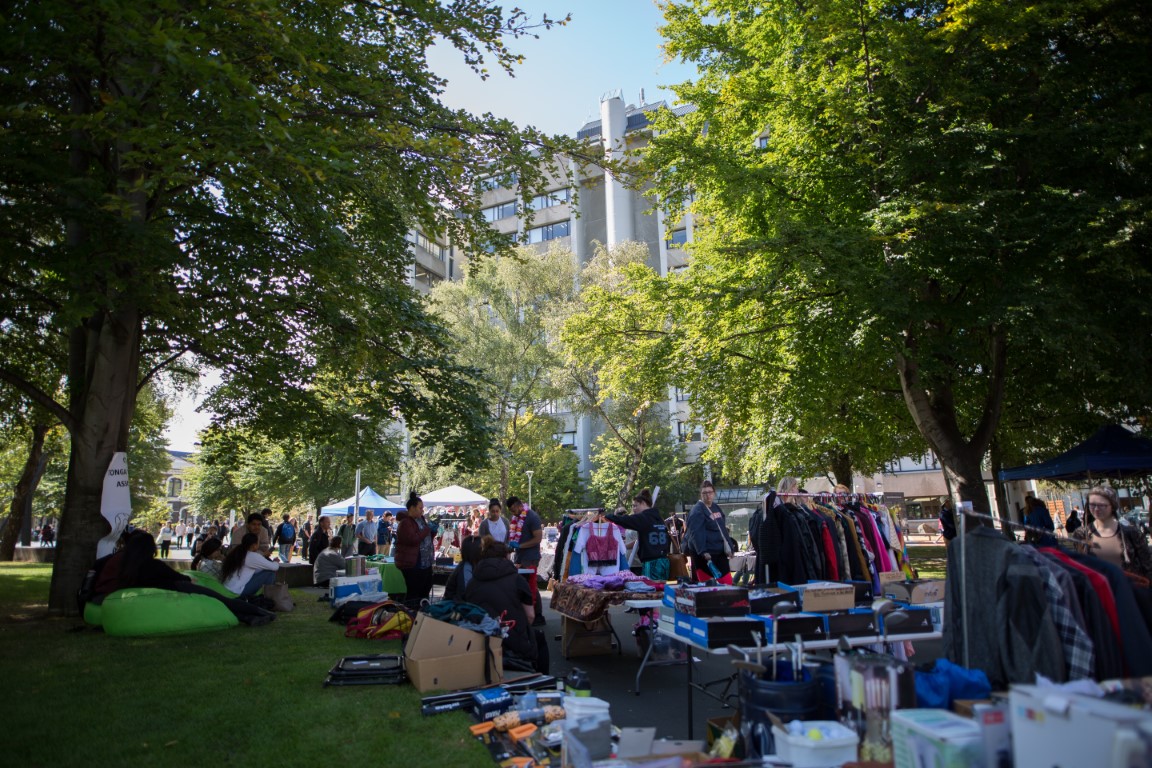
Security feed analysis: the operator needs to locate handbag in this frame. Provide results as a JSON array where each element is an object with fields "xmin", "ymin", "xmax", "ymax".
[{"xmin": 264, "ymin": 582, "xmax": 295, "ymax": 612}]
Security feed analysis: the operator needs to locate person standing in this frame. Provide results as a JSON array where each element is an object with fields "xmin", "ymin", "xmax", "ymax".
[
  {"xmin": 1073, "ymin": 486, "xmax": 1152, "ymax": 579},
  {"xmin": 686, "ymin": 480, "xmax": 736, "ymax": 584},
  {"xmin": 937, "ymin": 498, "xmax": 958, "ymax": 543},
  {"xmin": 174, "ymin": 521, "xmax": 186, "ymax": 550},
  {"xmin": 507, "ymin": 496, "xmax": 544, "ymax": 626},
  {"xmin": 158, "ymin": 522, "xmax": 174, "ymax": 558},
  {"xmin": 308, "ymin": 516, "xmax": 332, "ymax": 564},
  {"xmin": 336, "ymin": 514, "xmax": 357, "ymax": 558},
  {"xmin": 355, "ymin": 510, "xmax": 379, "ymax": 556},
  {"xmin": 300, "ymin": 516, "xmax": 313, "ymax": 561},
  {"xmin": 478, "ymin": 499, "xmax": 509, "ymax": 543},
  {"xmin": 395, "ymin": 492, "xmax": 435, "ymax": 606},
  {"xmin": 272, "ymin": 513, "xmax": 297, "ymax": 563},
  {"xmin": 376, "ymin": 512, "xmax": 393, "ymax": 556},
  {"xmin": 606, "ymin": 488, "xmax": 671, "ymax": 580},
  {"xmin": 1065, "ymin": 506, "xmax": 1083, "ymax": 534}
]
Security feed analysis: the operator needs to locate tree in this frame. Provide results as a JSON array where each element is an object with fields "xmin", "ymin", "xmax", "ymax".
[
  {"xmin": 644, "ymin": 0, "xmax": 1152, "ymax": 514},
  {"xmin": 0, "ymin": 0, "xmax": 582, "ymax": 611},
  {"xmin": 587, "ymin": 411, "xmax": 693, "ymax": 514},
  {"xmin": 430, "ymin": 244, "xmax": 580, "ymax": 501}
]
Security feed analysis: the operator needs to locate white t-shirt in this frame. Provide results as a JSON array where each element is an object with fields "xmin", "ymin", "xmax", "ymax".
[
  {"xmin": 224, "ymin": 551, "xmax": 280, "ymax": 594},
  {"xmin": 486, "ymin": 517, "xmax": 507, "ymax": 543},
  {"xmin": 159, "ymin": 526, "xmax": 173, "ymax": 542}
]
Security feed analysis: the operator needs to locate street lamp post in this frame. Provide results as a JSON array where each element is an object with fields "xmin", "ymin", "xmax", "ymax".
[{"xmin": 525, "ymin": 470, "xmax": 534, "ymax": 510}]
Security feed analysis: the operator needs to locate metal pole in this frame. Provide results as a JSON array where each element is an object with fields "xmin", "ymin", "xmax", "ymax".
[
  {"xmin": 526, "ymin": 470, "xmax": 534, "ymax": 510},
  {"xmin": 355, "ymin": 469, "xmax": 362, "ymax": 520}
]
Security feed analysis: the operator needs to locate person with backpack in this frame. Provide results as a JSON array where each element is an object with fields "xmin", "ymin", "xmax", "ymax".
[
  {"xmin": 464, "ymin": 538, "xmax": 549, "ymax": 674},
  {"xmin": 272, "ymin": 513, "xmax": 297, "ymax": 563}
]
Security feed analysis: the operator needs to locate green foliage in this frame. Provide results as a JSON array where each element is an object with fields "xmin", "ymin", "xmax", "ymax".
[
  {"xmin": 644, "ymin": 0, "xmax": 1152, "ymax": 502},
  {"xmin": 127, "ymin": 385, "xmax": 176, "ymax": 516},
  {"xmin": 587, "ymin": 412, "xmax": 693, "ymax": 515},
  {"xmin": 429, "ymin": 244, "xmax": 580, "ymax": 501}
]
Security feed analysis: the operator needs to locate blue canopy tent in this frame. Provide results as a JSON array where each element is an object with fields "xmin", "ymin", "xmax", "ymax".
[
  {"xmin": 319, "ymin": 486, "xmax": 405, "ymax": 517},
  {"xmin": 998, "ymin": 424, "xmax": 1152, "ymax": 482}
]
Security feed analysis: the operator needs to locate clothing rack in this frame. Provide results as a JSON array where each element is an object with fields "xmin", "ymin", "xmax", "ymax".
[{"xmin": 957, "ymin": 506, "xmax": 1080, "ymax": 670}]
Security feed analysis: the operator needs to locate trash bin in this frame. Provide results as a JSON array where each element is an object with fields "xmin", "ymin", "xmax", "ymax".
[{"xmin": 738, "ymin": 662, "xmax": 821, "ymax": 759}]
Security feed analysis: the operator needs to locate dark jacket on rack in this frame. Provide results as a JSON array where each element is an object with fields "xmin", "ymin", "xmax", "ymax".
[
  {"xmin": 749, "ymin": 492, "xmax": 783, "ymax": 584},
  {"xmin": 605, "ymin": 507, "xmax": 669, "ymax": 563},
  {"xmin": 943, "ymin": 527, "xmax": 1065, "ymax": 687}
]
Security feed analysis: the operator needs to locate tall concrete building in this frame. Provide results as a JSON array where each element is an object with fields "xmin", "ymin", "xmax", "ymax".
[{"xmin": 472, "ymin": 92, "xmax": 704, "ymax": 478}]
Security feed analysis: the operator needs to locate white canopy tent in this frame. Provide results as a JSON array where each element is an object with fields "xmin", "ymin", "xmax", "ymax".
[{"xmin": 419, "ymin": 484, "xmax": 489, "ymax": 507}]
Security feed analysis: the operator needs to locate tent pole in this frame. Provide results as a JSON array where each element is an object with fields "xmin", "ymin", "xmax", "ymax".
[{"xmin": 355, "ymin": 469, "xmax": 361, "ymax": 521}]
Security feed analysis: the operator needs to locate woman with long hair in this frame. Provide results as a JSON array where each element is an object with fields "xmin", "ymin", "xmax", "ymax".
[
  {"xmin": 686, "ymin": 479, "xmax": 737, "ymax": 584},
  {"xmin": 220, "ymin": 533, "xmax": 281, "ymax": 597},
  {"xmin": 191, "ymin": 537, "xmax": 225, "ymax": 580},
  {"xmin": 394, "ymin": 491, "xmax": 435, "ymax": 606}
]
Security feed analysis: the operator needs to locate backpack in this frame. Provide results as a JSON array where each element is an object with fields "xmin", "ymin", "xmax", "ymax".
[
  {"xmin": 280, "ymin": 522, "xmax": 296, "ymax": 541},
  {"xmin": 345, "ymin": 600, "xmax": 414, "ymax": 640}
]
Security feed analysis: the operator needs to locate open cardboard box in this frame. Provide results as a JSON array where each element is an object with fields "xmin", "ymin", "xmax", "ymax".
[{"xmin": 403, "ymin": 613, "xmax": 503, "ymax": 692}]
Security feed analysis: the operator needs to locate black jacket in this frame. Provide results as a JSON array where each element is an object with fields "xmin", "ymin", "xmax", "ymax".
[
  {"xmin": 308, "ymin": 528, "xmax": 331, "ymax": 564},
  {"xmin": 605, "ymin": 507, "xmax": 670, "ymax": 562},
  {"xmin": 464, "ymin": 558, "xmax": 535, "ymax": 660}
]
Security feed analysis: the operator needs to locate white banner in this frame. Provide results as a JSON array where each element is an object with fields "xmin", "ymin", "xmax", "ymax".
[{"xmin": 97, "ymin": 452, "xmax": 132, "ymax": 558}]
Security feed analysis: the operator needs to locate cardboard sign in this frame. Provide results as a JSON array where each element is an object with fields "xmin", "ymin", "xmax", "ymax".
[{"xmin": 884, "ymin": 579, "xmax": 946, "ymax": 605}]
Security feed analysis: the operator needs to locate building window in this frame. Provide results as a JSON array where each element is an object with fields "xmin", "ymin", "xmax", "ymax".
[
  {"xmin": 410, "ymin": 231, "xmax": 447, "ymax": 261},
  {"xmin": 527, "ymin": 188, "xmax": 571, "ymax": 211},
  {"xmin": 674, "ymin": 387, "xmax": 690, "ymax": 402},
  {"xmin": 168, "ymin": 478, "xmax": 182, "ymax": 497},
  {"xmin": 482, "ymin": 201, "xmax": 517, "ymax": 223},
  {"xmin": 557, "ymin": 431, "xmax": 577, "ymax": 449},
  {"xmin": 665, "ymin": 228, "xmax": 688, "ymax": 249},
  {"xmin": 756, "ymin": 135, "xmax": 769, "ymax": 149},
  {"xmin": 527, "ymin": 220, "xmax": 570, "ymax": 244},
  {"xmin": 677, "ymin": 421, "xmax": 702, "ymax": 443},
  {"xmin": 480, "ymin": 171, "xmax": 518, "ymax": 191}
]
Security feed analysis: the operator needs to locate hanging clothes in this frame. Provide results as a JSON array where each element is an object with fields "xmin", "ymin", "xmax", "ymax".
[{"xmin": 573, "ymin": 522, "xmax": 626, "ymax": 576}]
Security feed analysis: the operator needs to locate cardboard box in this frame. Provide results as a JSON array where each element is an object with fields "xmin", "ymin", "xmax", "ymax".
[
  {"xmin": 883, "ymin": 578, "xmax": 946, "ymax": 605},
  {"xmin": 1010, "ymin": 683, "xmax": 1152, "ymax": 768},
  {"xmin": 662, "ymin": 584, "xmax": 677, "ymax": 609},
  {"xmin": 972, "ymin": 700, "xmax": 1011, "ymax": 768},
  {"xmin": 883, "ymin": 606, "xmax": 934, "ymax": 636},
  {"xmin": 824, "ymin": 608, "xmax": 880, "ymax": 638},
  {"xmin": 403, "ymin": 613, "xmax": 503, "ymax": 692},
  {"xmin": 845, "ymin": 580, "xmax": 874, "ymax": 605},
  {"xmin": 892, "ymin": 709, "xmax": 984, "ymax": 768},
  {"xmin": 673, "ymin": 585, "xmax": 749, "ymax": 617},
  {"xmin": 747, "ymin": 586, "xmax": 800, "ymax": 614},
  {"xmin": 705, "ymin": 714, "xmax": 740, "ymax": 747},
  {"xmin": 561, "ymin": 615, "xmax": 615, "ymax": 657},
  {"xmin": 879, "ymin": 570, "xmax": 906, "ymax": 585},
  {"xmin": 674, "ymin": 614, "xmax": 764, "ymax": 648},
  {"xmin": 751, "ymin": 612, "xmax": 829, "ymax": 643},
  {"xmin": 781, "ymin": 582, "xmax": 855, "ymax": 612}
]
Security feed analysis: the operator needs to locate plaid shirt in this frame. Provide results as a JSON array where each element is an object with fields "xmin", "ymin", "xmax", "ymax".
[{"xmin": 1020, "ymin": 547, "xmax": 1095, "ymax": 680}]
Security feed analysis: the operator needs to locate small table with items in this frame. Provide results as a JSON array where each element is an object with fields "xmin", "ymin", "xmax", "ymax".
[{"xmin": 549, "ymin": 579, "xmax": 665, "ymax": 658}]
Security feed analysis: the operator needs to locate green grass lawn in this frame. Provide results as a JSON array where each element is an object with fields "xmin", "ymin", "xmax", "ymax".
[
  {"xmin": 906, "ymin": 545, "xmax": 948, "ymax": 581},
  {"xmin": 0, "ymin": 564, "xmax": 491, "ymax": 768}
]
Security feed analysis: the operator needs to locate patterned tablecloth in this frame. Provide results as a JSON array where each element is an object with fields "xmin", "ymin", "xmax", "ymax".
[{"xmin": 549, "ymin": 580, "xmax": 661, "ymax": 623}]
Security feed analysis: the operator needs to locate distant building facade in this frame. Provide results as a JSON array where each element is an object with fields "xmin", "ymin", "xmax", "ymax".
[{"xmin": 163, "ymin": 450, "xmax": 194, "ymax": 521}]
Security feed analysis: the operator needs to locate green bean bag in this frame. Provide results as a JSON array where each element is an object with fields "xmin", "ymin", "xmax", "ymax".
[
  {"xmin": 100, "ymin": 588, "xmax": 239, "ymax": 637},
  {"xmin": 83, "ymin": 600, "xmax": 103, "ymax": 627},
  {"xmin": 186, "ymin": 568, "xmax": 239, "ymax": 598}
]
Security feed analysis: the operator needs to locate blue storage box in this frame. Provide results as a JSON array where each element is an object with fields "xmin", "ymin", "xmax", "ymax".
[
  {"xmin": 674, "ymin": 613, "xmax": 764, "ymax": 648},
  {"xmin": 329, "ymin": 573, "xmax": 385, "ymax": 606},
  {"xmin": 749, "ymin": 611, "xmax": 829, "ymax": 643}
]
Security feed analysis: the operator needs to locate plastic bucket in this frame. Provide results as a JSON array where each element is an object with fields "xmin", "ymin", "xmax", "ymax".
[{"xmin": 739, "ymin": 665, "xmax": 821, "ymax": 758}]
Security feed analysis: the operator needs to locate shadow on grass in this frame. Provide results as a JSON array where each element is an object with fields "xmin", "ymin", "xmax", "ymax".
[{"xmin": 907, "ymin": 545, "xmax": 948, "ymax": 580}]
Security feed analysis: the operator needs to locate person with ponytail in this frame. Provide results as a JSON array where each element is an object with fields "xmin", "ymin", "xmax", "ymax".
[
  {"xmin": 220, "ymin": 532, "xmax": 281, "ymax": 597},
  {"xmin": 606, "ymin": 488, "xmax": 671, "ymax": 580},
  {"xmin": 394, "ymin": 491, "xmax": 435, "ymax": 605}
]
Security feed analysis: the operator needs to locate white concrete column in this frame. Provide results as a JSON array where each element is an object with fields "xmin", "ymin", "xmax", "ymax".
[{"xmin": 601, "ymin": 95, "xmax": 633, "ymax": 246}]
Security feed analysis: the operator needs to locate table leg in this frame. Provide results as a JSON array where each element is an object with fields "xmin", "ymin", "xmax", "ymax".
[
  {"xmin": 686, "ymin": 644, "xmax": 694, "ymax": 740},
  {"xmin": 634, "ymin": 628, "xmax": 657, "ymax": 695}
]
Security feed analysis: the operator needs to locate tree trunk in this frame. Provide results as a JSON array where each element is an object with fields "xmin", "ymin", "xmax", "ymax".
[
  {"xmin": 989, "ymin": 436, "xmax": 1012, "ymax": 525},
  {"xmin": 49, "ymin": 305, "xmax": 142, "ymax": 614},
  {"xmin": 830, "ymin": 451, "xmax": 853, "ymax": 489},
  {"xmin": 0, "ymin": 424, "xmax": 50, "ymax": 561},
  {"xmin": 618, "ymin": 447, "xmax": 643, "ymax": 511},
  {"xmin": 896, "ymin": 327, "xmax": 1007, "ymax": 524}
]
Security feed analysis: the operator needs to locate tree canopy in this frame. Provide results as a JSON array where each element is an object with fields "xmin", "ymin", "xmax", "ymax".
[
  {"xmin": 0, "ymin": 0, "xmax": 582, "ymax": 611},
  {"xmin": 643, "ymin": 0, "xmax": 1152, "ymax": 510}
]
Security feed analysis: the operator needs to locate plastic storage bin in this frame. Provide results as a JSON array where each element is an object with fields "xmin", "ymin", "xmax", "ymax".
[{"xmin": 770, "ymin": 721, "xmax": 858, "ymax": 768}]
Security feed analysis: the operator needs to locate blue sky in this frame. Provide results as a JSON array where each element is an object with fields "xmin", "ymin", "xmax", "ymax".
[
  {"xmin": 428, "ymin": 0, "xmax": 696, "ymax": 136},
  {"xmin": 165, "ymin": 2, "xmax": 691, "ymax": 451}
]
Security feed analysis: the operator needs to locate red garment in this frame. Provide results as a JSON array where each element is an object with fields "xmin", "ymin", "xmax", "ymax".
[
  {"xmin": 820, "ymin": 525, "xmax": 839, "ymax": 581},
  {"xmin": 1041, "ymin": 548, "xmax": 1122, "ymax": 643},
  {"xmin": 585, "ymin": 527, "xmax": 618, "ymax": 565}
]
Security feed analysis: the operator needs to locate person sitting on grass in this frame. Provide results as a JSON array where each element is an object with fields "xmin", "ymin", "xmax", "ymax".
[
  {"xmin": 463, "ymin": 538, "xmax": 549, "ymax": 674},
  {"xmin": 221, "ymin": 532, "xmax": 281, "ymax": 597},
  {"xmin": 313, "ymin": 536, "xmax": 345, "ymax": 588},
  {"xmin": 191, "ymin": 537, "xmax": 225, "ymax": 581},
  {"xmin": 92, "ymin": 530, "xmax": 274, "ymax": 626},
  {"xmin": 442, "ymin": 535, "xmax": 482, "ymax": 601}
]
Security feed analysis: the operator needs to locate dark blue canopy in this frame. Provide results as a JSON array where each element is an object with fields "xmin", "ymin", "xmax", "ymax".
[{"xmin": 998, "ymin": 424, "xmax": 1152, "ymax": 482}]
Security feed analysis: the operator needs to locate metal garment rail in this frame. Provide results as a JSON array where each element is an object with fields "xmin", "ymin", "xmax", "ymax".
[{"xmin": 957, "ymin": 506, "xmax": 1079, "ymax": 670}]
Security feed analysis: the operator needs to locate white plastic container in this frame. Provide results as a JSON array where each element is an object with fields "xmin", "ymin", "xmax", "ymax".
[{"xmin": 770, "ymin": 721, "xmax": 858, "ymax": 768}]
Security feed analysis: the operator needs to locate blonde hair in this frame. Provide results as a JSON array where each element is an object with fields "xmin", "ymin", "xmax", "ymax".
[{"xmin": 776, "ymin": 477, "xmax": 800, "ymax": 495}]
